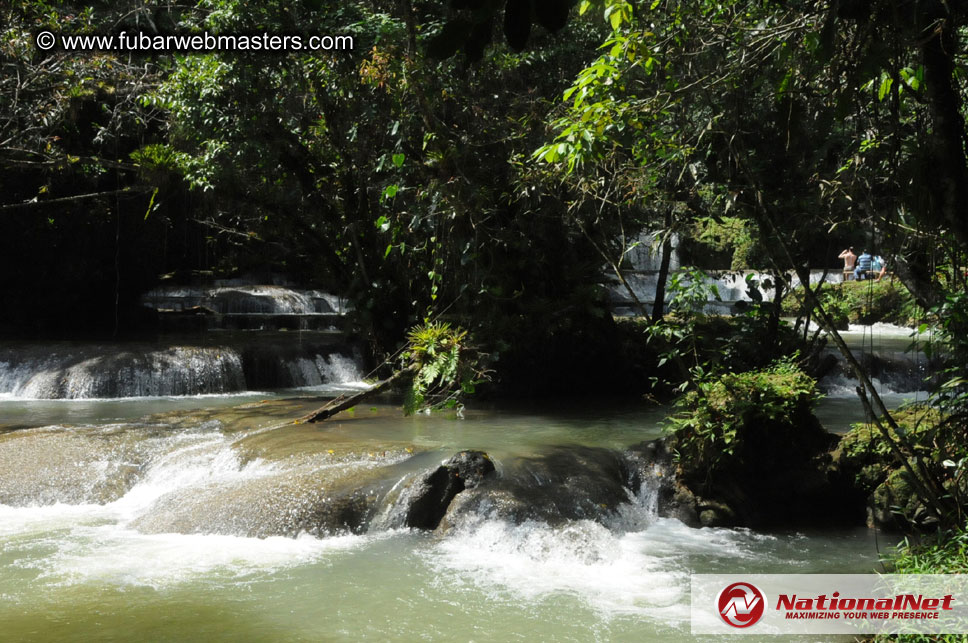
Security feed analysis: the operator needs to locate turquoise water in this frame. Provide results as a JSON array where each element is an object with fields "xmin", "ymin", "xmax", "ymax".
[{"xmin": 0, "ymin": 395, "xmax": 897, "ymax": 641}]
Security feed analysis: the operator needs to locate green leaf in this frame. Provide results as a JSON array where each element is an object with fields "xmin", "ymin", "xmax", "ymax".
[
  {"xmin": 392, "ymin": 153, "xmax": 405, "ymax": 168},
  {"xmin": 609, "ymin": 10, "xmax": 622, "ymax": 30},
  {"xmin": 143, "ymin": 187, "xmax": 159, "ymax": 221},
  {"xmin": 877, "ymin": 76, "xmax": 893, "ymax": 102}
]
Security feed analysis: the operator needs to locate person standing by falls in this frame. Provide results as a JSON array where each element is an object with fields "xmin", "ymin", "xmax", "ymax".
[
  {"xmin": 873, "ymin": 254, "xmax": 888, "ymax": 282},
  {"xmin": 854, "ymin": 249, "xmax": 873, "ymax": 281},
  {"xmin": 838, "ymin": 247, "xmax": 857, "ymax": 280}
]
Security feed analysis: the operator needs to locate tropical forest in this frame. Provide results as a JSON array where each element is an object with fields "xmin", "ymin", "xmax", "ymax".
[{"xmin": 2, "ymin": 0, "xmax": 968, "ymax": 639}]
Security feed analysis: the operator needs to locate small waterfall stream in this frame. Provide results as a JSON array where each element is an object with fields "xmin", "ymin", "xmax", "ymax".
[
  {"xmin": 0, "ymin": 341, "xmax": 364, "ymax": 399},
  {"xmin": 0, "ymin": 284, "xmax": 364, "ymax": 400},
  {"xmin": 609, "ymin": 230, "xmax": 845, "ymax": 315}
]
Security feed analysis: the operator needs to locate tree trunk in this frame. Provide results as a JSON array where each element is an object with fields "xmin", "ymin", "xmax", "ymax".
[
  {"xmin": 766, "ymin": 270, "xmax": 784, "ymax": 349},
  {"xmin": 651, "ymin": 212, "xmax": 674, "ymax": 324},
  {"xmin": 920, "ymin": 6, "xmax": 968, "ymax": 247},
  {"xmin": 301, "ymin": 364, "xmax": 418, "ymax": 423},
  {"xmin": 894, "ymin": 251, "xmax": 943, "ymax": 310}
]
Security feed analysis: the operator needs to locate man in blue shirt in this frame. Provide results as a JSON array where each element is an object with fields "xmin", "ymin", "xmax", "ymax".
[{"xmin": 854, "ymin": 249, "xmax": 873, "ymax": 280}]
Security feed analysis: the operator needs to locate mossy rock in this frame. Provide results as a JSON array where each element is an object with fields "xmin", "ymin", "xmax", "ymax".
[
  {"xmin": 838, "ymin": 405, "xmax": 945, "ymax": 490},
  {"xmin": 870, "ymin": 467, "xmax": 925, "ymax": 528},
  {"xmin": 667, "ymin": 360, "xmax": 861, "ymax": 527},
  {"xmin": 837, "ymin": 405, "xmax": 960, "ymax": 529},
  {"xmin": 781, "ymin": 280, "xmax": 920, "ymax": 327}
]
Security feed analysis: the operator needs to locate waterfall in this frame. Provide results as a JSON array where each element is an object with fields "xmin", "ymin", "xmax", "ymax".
[
  {"xmin": 0, "ymin": 343, "xmax": 364, "ymax": 400},
  {"xmin": 609, "ymin": 230, "xmax": 847, "ymax": 315}
]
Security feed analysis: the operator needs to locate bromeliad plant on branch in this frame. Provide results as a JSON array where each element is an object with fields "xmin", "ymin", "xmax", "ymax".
[
  {"xmin": 303, "ymin": 321, "xmax": 486, "ymax": 422},
  {"xmin": 402, "ymin": 321, "xmax": 484, "ymax": 414}
]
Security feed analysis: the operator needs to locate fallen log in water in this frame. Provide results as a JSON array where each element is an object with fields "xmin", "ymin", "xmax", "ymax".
[{"xmin": 301, "ymin": 364, "xmax": 418, "ymax": 423}]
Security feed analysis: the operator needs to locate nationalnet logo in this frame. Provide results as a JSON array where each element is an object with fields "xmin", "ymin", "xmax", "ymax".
[
  {"xmin": 717, "ymin": 582, "xmax": 766, "ymax": 628},
  {"xmin": 692, "ymin": 574, "xmax": 968, "ymax": 635}
]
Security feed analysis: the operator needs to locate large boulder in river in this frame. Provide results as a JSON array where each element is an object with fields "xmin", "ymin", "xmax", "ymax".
[
  {"xmin": 405, "ymin": 450, "xmax": 495, "ymax": 529},
  {"xmin": 654, "ymin": 362, "xmax": 864, "ymax": 528},
  {"xmin": 439, "ymin": 446, "xmax": 637, "ymax": 529}
]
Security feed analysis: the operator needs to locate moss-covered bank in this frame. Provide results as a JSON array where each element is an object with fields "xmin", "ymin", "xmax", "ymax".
[
  {"xmin": 782, "ymin": 279, "xmax": 921, "ymax": 328},
  {"xmin": 654, "ymin": 360, "xmax": 862, "ymax": 527},
  {"xmin": 836, "ymin": 405, "xmax": 963, "ymax": 529}
]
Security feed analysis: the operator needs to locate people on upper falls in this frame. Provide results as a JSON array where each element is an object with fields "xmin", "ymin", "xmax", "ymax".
[
  {"xmin": 838, "ymin": 247, "xmax": 857, "ymax": 279},
  {"xmin": 854, "ymin": 249, "xmax": 873, "ymax": 280}
]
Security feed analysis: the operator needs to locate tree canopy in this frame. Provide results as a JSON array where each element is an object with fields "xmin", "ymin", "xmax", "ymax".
[{"xmin": 2, "ymin": 0, "xmax": 967, "ymax": 397}]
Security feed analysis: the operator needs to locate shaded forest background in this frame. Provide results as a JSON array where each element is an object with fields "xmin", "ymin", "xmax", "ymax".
[{"xmin": 2, "ymin": 0, "xmax": 967, "ymax": 395}]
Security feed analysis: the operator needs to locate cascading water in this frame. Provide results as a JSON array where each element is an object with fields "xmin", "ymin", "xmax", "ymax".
[
  {"xmin": 1, "ymin": 281, "xmax": 364, "ymax": 400},
  {"xmin": 0, "ymin": 278, "xmax": 909, "ymax": 640},
  {"xmin": 142, "ymin": 284, "xmax": 351, "ymax": 315},
  {"xmin": 609, "ymin": 230, "xmax": 844, "ymax": 316},
  {"xmin": 0, "ymin": 342, "xmax": 364, "ymax": 399},
  {"xmin": 816, "ymin": 324, "xmax": 935, "ymax": 397},
  {"xmin": 0, "ymin": 399, "xmax": 894, "ymax": 640},
  {"xmin": 142, "ymin": 284, "xmax": 351, "ymax": 331}
]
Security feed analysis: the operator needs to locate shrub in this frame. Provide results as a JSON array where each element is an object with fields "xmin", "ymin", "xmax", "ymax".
[
  {"xmin": 668, "ymin": 357, "xmax": 823, "ymax": 478},
  {"xmin": 838, "ymin": 405, "xmax": 965, "ymax": 528}
]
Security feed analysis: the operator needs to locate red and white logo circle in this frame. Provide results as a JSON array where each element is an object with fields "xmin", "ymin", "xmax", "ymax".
[{"xmin": 717, "ymin": 582, "xmax": 766, "ymax": 628}]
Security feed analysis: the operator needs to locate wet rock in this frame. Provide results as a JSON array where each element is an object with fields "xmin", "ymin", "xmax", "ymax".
[
  {"xmin": 405, "ymin": 450, "xmax": 495, "ymax": 530},
  {"xmin": 697, "ymin": 499, "xmax": 737, "ymax": 527},
  {"xmin": 630, "ymin": 418, "xmax": 864, "ymax": 530},
  {"xmin": 440, "ymin": 446, "xmax": 635, "ymax": 529},
  {"xmin": 805, "ymin": 353, "xmax": 839, "ymax": 381},
  {"xmin": 627, "ymin": 439, "xmax": 699, "ymax": 527},
  {"xmin": 131, "ymin": 456, "xmax": 410, "ymax": 538}
]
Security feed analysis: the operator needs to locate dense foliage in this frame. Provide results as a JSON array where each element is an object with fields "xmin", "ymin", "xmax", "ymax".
[
  {"xmin": 783, "ymin": 279, "xmax": 922, "ymax": 328},
  {"xmin": 2, "ymin": 0, "xmax": 634, "ymax": 393},
  {"xmin": 839, "ymin": 405, "xmax": 964, "ymax": 527},
  {"xmin": 668, "ymin": 357, "xmax": 822, "ymax": 476},
  {"xmin": 3, "ymin": 1, "xmax": 967, "ymax": 413}
]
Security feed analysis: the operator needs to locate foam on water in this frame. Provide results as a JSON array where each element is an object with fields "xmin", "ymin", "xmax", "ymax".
[
  {"xmin": 0, "ymin": 422, "xmax": 380, "ymax": 589},
  {"xmin": 39, "ymin": 527, "xmax": 363, "ymax": 589},
  {"xmin": 0, "ymin": 498, "xmax": 368, "ymax": 589},
  {"xmin": 819, "ymin": 374, "xmax": 930, "ymax": 399},
  {"xmin": 428, "ymin": 513, "xmax": 783, "ymax": 622},
  {"xmin": 424, "ymin": 481, "xmax": 756, "ymax": 620}
]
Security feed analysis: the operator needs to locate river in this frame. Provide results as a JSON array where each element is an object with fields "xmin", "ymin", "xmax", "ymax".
[{"xmin": 0, "ymin": 322, "xmax": 929, "ymax": 641}]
